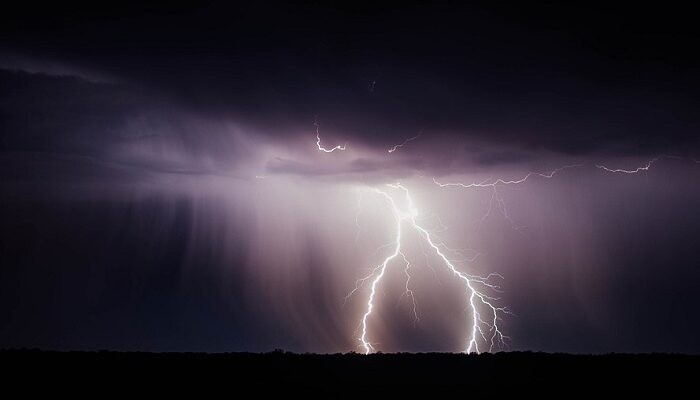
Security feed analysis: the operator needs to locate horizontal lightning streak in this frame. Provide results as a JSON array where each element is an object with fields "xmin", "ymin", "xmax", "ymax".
[
  {"xmin": 432, "ymin": 164, "xmax": 583, "ymax": 189},
  {"xmin": 596, "ymin": 158, "xmax": 658, "ymax": 174},
  {"xmin": 432, "ymin": 164, "xmax": 583, "ymax": 229},
  {"xmin": 388, "ymin": 133, "xmax": 421, "ymax": 154}
]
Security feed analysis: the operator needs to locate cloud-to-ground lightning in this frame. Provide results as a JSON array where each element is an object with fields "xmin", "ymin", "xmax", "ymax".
[
  {"xmin": 387, "ymin": 133, "xmax": 421, "ymax": 153},
  {"xmin": 353, "ymin": 184, "xmax": 509, "ymax": 354},
  {"xmin": 349, "ymin": 151, "xmax": 697, "ymax": 353},
  {"xmin": 352, "ymin": 165, "xmax": 591, "ymax": 353},
  {"xmin": 314, "ymin": 117, "xmax": 347, "ymax": 153}
]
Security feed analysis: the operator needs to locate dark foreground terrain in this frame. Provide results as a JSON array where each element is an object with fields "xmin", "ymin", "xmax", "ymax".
[{"xmin": 2, "ymin": 350, "xmax": 697, "ymax": 394}]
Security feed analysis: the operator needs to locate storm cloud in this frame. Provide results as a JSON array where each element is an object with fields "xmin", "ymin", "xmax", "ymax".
[{"xmin": 1, "ymin": 2, "xmax": 699, "ymax": 353}]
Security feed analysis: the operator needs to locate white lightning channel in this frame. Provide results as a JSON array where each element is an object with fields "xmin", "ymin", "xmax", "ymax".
[
  {"xmin": 351, "ymin": 157, "xmax": 696, "ymax": 354},
  {"xmin": 355, "ymin": 184, "xmax": 509, "ymax": 354},
  {"xmin": 596, "ymin": 157, "xmax": 658, "ymax": 174},
  {"xmin": 388, "ymin": 133, "xmax": 421, "ymax": 154},
  {"xmin": 433, "ymin": 164, "xmax": 583, "ymax": 189},
  {"xmin": 399, "ymin": 251, "xmax": 419, "ymax": 324},
  {"xmin": 433, "ymin": 164, "xmax": 583, "ymax": 228},
  {"xmin": 596, "ymin": 155, "xmax": 700, "ymax": 174},
  {"xmin": 359, "ymin": 189, "xmax": 404, "ymax": 354},
  {"xmin": 314, "ymin": 118, "xmax": 346, "ymax": 153}
]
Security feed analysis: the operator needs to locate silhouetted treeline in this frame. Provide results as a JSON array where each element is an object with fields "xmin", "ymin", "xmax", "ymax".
[{"xmin": 1, "ymin": 349, "xmax": 696, "ymax": 394}]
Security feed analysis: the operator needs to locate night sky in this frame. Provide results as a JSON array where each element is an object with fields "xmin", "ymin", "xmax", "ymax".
[{"xmin": 1, "ymin": 2, "xmax": 699, "ymax": 353}]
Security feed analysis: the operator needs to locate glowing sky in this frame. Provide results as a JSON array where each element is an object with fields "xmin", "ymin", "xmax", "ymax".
[{"xmin": 1, "ymin": 3, "xmax": 699, "ymax": 353}]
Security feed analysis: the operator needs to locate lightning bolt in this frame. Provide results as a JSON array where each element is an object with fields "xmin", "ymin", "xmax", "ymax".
[
  {"xmin": 399, "ymin": 251, "xmax": 419, "ymax": 324},
  {"xmin": 348, "ymin": 155, "xmax": 697, "ymax": 354},
  {"xmin": 596, "ymin": 157, "xmax": 658, "ymax": 174},
  {"xmin": 596, "ymin": 155, "xmax": 700, "ymax": 174},
  {"xmin": 387, "ymin": 133, "xmax": 421, "ymax": 154},
  {"xmin": 355, "ymin": 184, "xmax": 509, "ymax": 354},
  {"xmin": 433, "ymin": 164, "xmax": 583, "ymax": 189},
  {"xmin": 433, "ymin": 164, "xmax": 583, "ymax": 228},
  {"xmin": 314, "ymin": 117, "xmax": 347, "ymax": 152},
  {"xmin": 354, "ymin": 193, "xmax": 363, "ymax": 243}
]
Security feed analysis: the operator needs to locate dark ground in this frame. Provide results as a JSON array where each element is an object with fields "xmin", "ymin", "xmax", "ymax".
[{"xmin": 1, "ymin": 350, "xmax": 697, "ymax": 394}]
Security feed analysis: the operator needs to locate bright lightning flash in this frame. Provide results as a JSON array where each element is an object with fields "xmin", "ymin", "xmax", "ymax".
[
  {"xmin": 343, "ymin": 148, "xmax": 696, "ymax": 354},
  {"xmin": 355, "ymin": 183, "xmax": 510, "ymax": 354}
]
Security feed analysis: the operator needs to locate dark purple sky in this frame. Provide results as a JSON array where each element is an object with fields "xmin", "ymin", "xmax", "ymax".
[{"xmin": 1, "ymin": 2, "xmax": 699, "ymax": 353}]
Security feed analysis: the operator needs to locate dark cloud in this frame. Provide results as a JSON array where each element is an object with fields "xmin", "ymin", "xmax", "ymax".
[
  {"xmin": 0, "ymin": 69, "xmax": 259, "ymax": 183},
  {"xmin": 0, "ymin": 53, "xmax": 116, "ymax": 83},
  {"xmin": 2, "ymin": 2, "xmax": 699, "ymax": 158}
]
